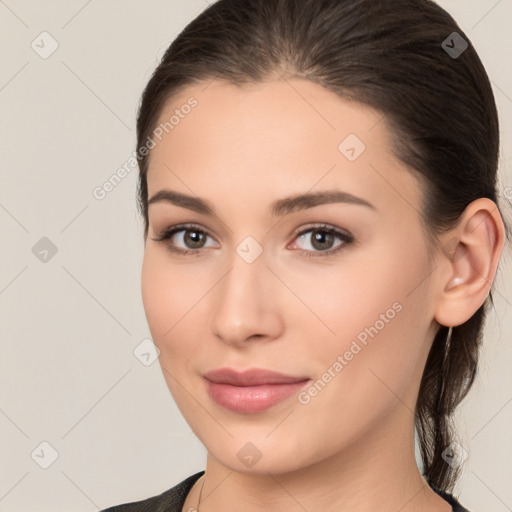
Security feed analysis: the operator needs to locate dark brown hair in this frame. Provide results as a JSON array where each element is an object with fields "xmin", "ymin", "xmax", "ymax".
[{"xmin": 135, "ymin": 0, "xmax": 510, "ymax": 493}]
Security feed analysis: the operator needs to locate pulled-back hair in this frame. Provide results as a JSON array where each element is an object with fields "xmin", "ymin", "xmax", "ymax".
[{"xmin": 135, "ymin": 0, "xmax": 510, "ymax": 493}]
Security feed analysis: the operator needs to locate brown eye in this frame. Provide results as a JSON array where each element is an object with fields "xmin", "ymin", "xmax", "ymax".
[
  {"xmin": 150, "ymin": 224, "xmax": 218, "ymax": 256},
  {"xmin": 309, "ymin": 229, "xmax": 336, "ymax": 251},
  {"xmin": 292, "ymin": 224, "xmax": 354, "ymax": 258},
  {"xmin": 182, "ymin": 229, "xmax": 207, "ymax": 249}
]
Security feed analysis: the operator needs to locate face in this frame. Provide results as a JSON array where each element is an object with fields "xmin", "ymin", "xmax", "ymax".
[{"xmin": 141, "ymin": 78, "xmax": 441, "ymax": 474}]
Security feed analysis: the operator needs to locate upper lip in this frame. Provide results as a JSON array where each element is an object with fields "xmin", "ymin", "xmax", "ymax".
[{"xmin": 203, "ymin": 367, "xmax": 309, "ymax": 386}]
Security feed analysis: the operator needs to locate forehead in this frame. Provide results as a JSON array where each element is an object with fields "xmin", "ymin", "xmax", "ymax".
[
  {"xmin": 152, "ymin": 78, "xmax": 385, "ymax": 157},
  {"xmin": 146, "ymin": 78, "xmax": 422, "ymax": 218}
]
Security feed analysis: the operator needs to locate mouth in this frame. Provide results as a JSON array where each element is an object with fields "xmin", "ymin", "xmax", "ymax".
[{"xmin": 203, "ymin": 367, "xmax": 311, "ymax": 413}]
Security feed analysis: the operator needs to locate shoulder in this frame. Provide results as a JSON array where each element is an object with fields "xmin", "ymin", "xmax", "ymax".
[{"xmin": 100, "ymin": 471, "xmax": 205, "ymax": 512}]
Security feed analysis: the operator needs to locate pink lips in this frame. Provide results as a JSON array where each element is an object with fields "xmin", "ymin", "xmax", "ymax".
[{"xmin": 203, "ymin": 367, "xmax": 310, "ymax": 413}]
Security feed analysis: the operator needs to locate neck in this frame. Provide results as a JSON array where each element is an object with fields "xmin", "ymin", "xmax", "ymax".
[{"xmin": 184, "ymin": 405, "xmax": 452, "ymax": 512}]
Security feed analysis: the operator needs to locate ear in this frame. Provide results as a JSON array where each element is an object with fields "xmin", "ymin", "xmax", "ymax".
[{"xmin": 434, "ymin": 198, "xmax": 506, "ymax": 328}]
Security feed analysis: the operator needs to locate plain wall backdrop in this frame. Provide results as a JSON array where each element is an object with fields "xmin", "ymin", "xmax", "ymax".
[{"xmin": 0, "ymin": 1, "xmax": 511, "ymax": 511}]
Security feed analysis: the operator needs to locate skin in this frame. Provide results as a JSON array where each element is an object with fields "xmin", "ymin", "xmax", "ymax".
[{"xmin": 140, "ymin": 77, "xmax": 505, "ymax": 512}]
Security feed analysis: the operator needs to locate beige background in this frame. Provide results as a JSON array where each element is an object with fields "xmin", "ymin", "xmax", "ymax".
[{"xmin": 0, "ymin": 1, "xmax": 511, "ymax": 511}]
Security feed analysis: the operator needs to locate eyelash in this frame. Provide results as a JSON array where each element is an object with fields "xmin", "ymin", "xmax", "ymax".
[{"xmin": 150, "ymin": 223, "xmax": 354, "ymax": 258}]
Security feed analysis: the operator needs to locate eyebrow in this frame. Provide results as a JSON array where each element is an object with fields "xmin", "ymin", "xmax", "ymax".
[{"xmin": 147, "ymin": 188, "xmax": 376, "ymax": 216}]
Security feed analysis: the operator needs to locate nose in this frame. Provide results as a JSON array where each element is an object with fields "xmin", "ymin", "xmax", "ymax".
[{"xmin": 209, "ymin": 245, "xmax": 283, "ymax": 348}]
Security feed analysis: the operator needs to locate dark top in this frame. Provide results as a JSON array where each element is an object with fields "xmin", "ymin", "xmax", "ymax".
[{"xmin": 101, "ymin": 470, "xmax": 471, "ymax": 512}]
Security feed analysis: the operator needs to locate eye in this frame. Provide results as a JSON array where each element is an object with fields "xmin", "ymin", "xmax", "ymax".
[
  {"xmin": 288, "ymin": 224, "xmax": 354, "ymax": 258},
  {"xmin": 150, "ymin": 222, "xmax": 354, "ymax": 258},
  {"xmin": 149, "ymin": 223, "xmax": 217, "ymax": 256}
]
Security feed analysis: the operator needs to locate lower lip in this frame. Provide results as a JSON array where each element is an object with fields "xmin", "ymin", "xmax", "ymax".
[{"xmin": 205, "ymin": 379, "xmax": 309, "ymax": 413}]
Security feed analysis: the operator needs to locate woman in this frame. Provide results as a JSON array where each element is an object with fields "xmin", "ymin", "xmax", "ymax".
[{"xmin": 102, "ymin": 0, "xmax": 509, "ymax": 510}]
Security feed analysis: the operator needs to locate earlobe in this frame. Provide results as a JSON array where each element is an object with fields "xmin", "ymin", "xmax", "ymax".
[{"xmin": 434, "ymin": 198, "xmax": 505, "ymax": 328}]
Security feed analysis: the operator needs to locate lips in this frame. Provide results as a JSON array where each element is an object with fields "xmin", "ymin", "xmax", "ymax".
[
  {"xmin": 203, "ymin": 367, "xmax": 310, "ymax": 413},
  {"xmin": 204, "ymin": 367, "xmax": 309, "ymax": 386}
]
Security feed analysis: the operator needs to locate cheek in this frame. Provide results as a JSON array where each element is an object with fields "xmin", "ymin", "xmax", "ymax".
[
  {"xmin": 291, "ymin": 237, "xmax": 431, "ymax": 374},
  {"xmin": 141, "ymin": 252, "xmax": 169, "ymax": 339},
  {"xmin": 289, "ymin": 275, "xmax": 432, "ymax": 464},
  {"xmin": 141, "ymin": 253, "xmax": 199, "ymax": 411},
  {"xmin": 140, "ymin": 250, "xmax": 209, "ymax": 362},
  {"xmin": 298, "ymin": 244, "xmax": 434, "ymax": 418},
  {"xmin": 141, "ymin": 251, "xmax": 186, "ymax": 353},
  {"xmin": 281, "ymin": 252, "xmax": 414, "ymax": 348}
]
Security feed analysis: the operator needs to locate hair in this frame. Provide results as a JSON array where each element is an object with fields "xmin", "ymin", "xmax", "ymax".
[{"xmin": 135, "ymin": 0, "xmax": 510, "ymax": 494}]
